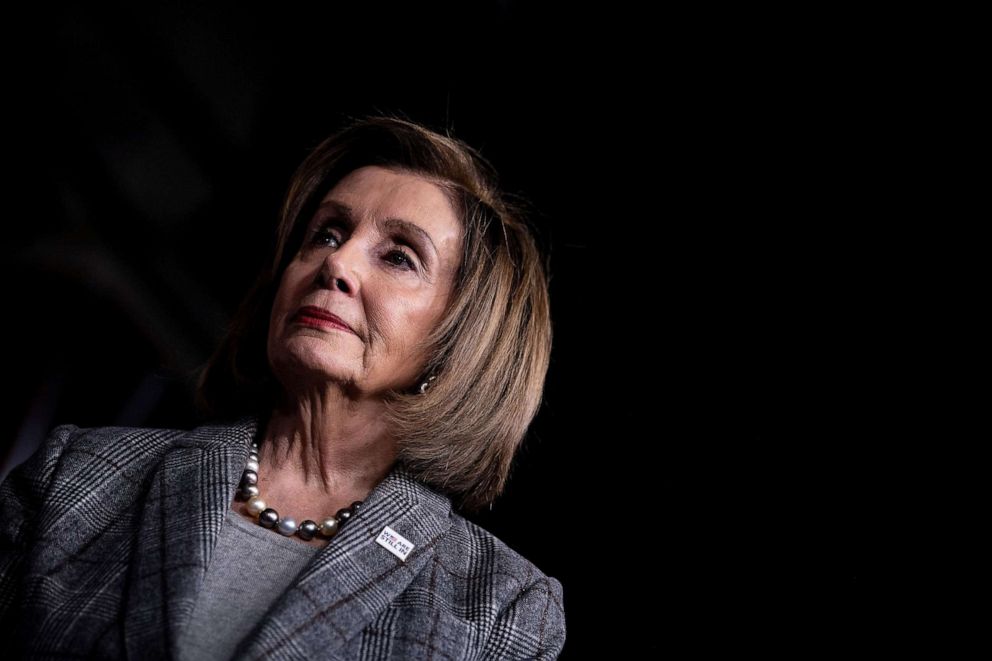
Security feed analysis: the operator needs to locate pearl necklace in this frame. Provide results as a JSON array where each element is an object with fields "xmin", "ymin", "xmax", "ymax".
[{"xmin": 236, "ymin": 439, "xmax": 363, "ymax": 541}]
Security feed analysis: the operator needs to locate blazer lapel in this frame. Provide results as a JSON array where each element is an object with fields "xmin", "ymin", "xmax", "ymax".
[
  {"xmin": 123, "ymin": 415, "xmax": 259, "ymax": 660},
  {"xmin": 233, "ymin": 461, "xmax": 453, "ymax": 661}
]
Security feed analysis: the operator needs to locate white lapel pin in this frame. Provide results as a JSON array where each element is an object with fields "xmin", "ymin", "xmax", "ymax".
[{"xmin": 376, "ymin": 526, "xmax": 414, "ymax": 562}]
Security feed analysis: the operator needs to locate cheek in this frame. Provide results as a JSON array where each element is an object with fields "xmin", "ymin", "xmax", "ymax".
[
  {"xmin": 271, "ymin": 282, "xmax": 291, "ymax": 327},
  {"xmin": 269, "ymin": 273, "xmax": 306, "ymax": 339},
  {"xmin": 381, "ymin": 292, "xmax": 448, "ymax": 348},
  {"xmin": 274, "ymin": 264, "xmax": 310, "ymax": 308}
]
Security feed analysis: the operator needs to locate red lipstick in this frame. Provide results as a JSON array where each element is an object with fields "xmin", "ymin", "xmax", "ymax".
[{"xmin": 292, "ymin": 306, "xmax": 355, "ymax": 334}]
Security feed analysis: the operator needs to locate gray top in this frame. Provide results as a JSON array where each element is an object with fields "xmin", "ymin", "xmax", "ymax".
[{"xmin": 176, "ymin": 508, "xmax": 320, "ymax": 661}]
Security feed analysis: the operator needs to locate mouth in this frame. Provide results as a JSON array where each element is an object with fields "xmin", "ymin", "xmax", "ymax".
[{"xmin": 292, "ymin": 306, "xmax": 355, "ymax": 334}]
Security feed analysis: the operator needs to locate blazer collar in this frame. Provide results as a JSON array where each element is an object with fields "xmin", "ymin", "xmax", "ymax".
[{"xmin": 123, "ymin": 414, "xmax": 453, "ymax": 661}]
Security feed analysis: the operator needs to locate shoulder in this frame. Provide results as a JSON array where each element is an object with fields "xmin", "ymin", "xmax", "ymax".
[
  {"xmin": 432, "ymin": 511, "xmax": 567, "ymax": 659},
  {"xmin": 442, "ymin": 512, "xmax": 564, "ymax": 602},
  {"xmin": 0, "ymin": 421, "xmax": 180, "ymax": 555},
  {"xmin": 387, "ymin": 467, "xmax": 567, "ymax": 657},
  {"xmin": 3, "ymin": 416, "xmax": 256, "ymax": 497},
  {"xmin": 31, "ymin": 422, "xmax": 188, "ymax": 478}
]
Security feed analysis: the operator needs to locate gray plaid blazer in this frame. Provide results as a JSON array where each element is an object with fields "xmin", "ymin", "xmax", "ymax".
[{"xmin": 0, "ymin": 416, "xmax": 566, "ymax": 660}]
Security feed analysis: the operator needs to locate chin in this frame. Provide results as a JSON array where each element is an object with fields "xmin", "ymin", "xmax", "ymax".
[{"xmin": 271, "ymin": 344, "xmax": 353, "ymax": 388}]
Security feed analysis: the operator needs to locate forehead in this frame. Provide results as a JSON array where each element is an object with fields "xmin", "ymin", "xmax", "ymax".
[{"xmin": 319, "ymin": 165, "xmax": 462, "ymax": 245}]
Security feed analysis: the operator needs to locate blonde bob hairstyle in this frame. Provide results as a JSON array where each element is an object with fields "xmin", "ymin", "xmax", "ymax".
[{"xmin": 194, "ymin": 114, "xmax": 553, "ymax": 514}]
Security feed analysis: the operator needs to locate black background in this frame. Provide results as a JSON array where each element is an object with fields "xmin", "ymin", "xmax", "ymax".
[{"xmin": 3, "ymin": 2, "xmax": 864, "ymax": 656}]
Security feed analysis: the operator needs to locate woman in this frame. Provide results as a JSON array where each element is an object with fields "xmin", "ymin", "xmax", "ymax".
[{"xmin": 0, "ymin": 115, "xmax": 565, "ymax": 660}]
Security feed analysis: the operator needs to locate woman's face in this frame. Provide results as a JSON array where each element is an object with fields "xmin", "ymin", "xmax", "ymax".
[{"xmin": 267, "ymin": 165, "xmax": 463, "ymax": 399}]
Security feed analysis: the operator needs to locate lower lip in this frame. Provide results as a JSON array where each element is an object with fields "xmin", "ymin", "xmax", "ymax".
[{"xmin": 293, "ymin": 314, "xmax": 352, "ymax": 333}]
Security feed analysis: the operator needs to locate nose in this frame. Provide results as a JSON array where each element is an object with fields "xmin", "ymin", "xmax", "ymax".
[
  {"xmin": 317, "ymin": 244, "xmax": 360, "ymax": 296},
  {"xmin": 319, "ymin": 255, "xmax": 357, "ymax": 294}
]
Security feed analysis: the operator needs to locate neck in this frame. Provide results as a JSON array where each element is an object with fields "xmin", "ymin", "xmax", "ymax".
[{"xmin": 257, "ymin": 389, "xmax": 399, "ymax": 510}]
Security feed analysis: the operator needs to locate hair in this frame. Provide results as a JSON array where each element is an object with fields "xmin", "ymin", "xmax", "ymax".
[{"xmin": 194, "ymin": 113, "xmax": 553, "ymax": 514}]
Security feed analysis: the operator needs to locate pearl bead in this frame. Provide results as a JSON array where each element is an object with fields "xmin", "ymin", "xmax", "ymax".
[
  {"xmin": 277, "ymin": 517, "xmax": 298, "ymax": 536},
  {"xmin": 335, "ymin": 508, "xmax": 354, "ymax": 526},
  {"xmin": 245, "ymin": 459, "xmax": 259, "ymax": 472},
  {"xmin": 349, "ymin": 501, "xmax": 363, "ymax": 512},
  {"xmin": 241, "ymin": 470, "xmax": 258, "ymax": 486},
  {"xmin": 298, "ymin": 520, "xmax": 319, "ymax": 541},
  {"xmin": 259, "ymin": 508, "xmax": 278, "ymax": 528},
  {"xmin": 246, "ymin": 497, "xmax": 267, "ymax": 516},
  {"xmin": 249, "ymin": 453, "xmax": 259, "ymax": 462},
  {"xmin": 319, "ymin": 518, "xmax": 339, "ymax": 538},
  {"xmin": 238, "ymin": 484, "xmax": 259, "ymax": 500}
]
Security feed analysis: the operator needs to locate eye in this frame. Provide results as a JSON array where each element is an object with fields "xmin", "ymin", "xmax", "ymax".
[
  {"xmin": 385, "ymin": 249, "xmax": 416, "ymax": 271},
  {"xmin": 310, "ymin": 227, "xmax": 341, "ymax": 248}
]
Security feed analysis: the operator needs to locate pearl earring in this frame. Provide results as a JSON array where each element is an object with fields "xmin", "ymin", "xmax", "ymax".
[{"xmin": 418, "ymin": 373, "xmax": 437, "ymax": 394}]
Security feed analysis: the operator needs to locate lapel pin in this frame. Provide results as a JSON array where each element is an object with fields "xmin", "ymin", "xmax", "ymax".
[{"xmin": 376, "ymin": 526, "xmax": 414, "ymax": 562}]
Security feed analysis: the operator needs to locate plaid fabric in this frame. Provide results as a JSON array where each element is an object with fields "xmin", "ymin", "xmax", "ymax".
[{"xmin": 0, "ymin": 416, "xmax": 565, "ymax": 660}]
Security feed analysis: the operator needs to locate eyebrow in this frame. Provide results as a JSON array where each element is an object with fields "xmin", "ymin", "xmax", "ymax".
[{"xmin": 316, "ymin": 199, "xmax": 439, "ymax": 263}]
